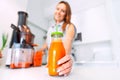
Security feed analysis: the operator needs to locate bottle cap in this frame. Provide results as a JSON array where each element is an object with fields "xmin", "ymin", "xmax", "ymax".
[{"xmin": 51, "ymin": 32, "xmax": 63, "ymax": 37}]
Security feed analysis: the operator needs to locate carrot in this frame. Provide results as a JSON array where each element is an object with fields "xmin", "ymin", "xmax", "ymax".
[
  {"xmin": 10, "ymin": 62, "xmax": 31, "ymax": 68},
  {"xmin": 10, "ymin": 63, "xmax": 15, "ymax": 69}
]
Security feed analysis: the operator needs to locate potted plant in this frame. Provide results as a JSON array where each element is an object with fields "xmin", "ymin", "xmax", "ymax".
[{"xmin": 0, "ymin": 33, "xmax": 8, "ymax": 58}]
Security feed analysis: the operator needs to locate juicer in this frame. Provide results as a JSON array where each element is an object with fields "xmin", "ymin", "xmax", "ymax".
[{"xmin": 6, "ymin": 11, "xmax": 35, "ymax": 68}]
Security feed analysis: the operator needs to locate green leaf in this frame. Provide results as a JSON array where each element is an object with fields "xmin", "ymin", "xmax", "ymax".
[{"xmin": 0, "ymin": 33, "xmax": 8, "ymax": 51}]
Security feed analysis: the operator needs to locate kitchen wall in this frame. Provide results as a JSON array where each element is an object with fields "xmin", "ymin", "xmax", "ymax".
[
  {"xmin": 26, "ymin": 0, "xmax": 48, "ymax": 31},
  {"xmin": 0, "ymin": 0, "xmax": 28, "ymax": 49},
  {"xmin": 26, "ymin": 0, "xmax": 48, "ymax": 50},
  {"xmin": 111, "ymin": 0, "xmax": 120, "ymax": 64}
]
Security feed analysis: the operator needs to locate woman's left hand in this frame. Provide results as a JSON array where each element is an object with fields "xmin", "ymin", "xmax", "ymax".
[{"xmin": 57, "ymin": 54, "xmax": 73, "ymax": 76}]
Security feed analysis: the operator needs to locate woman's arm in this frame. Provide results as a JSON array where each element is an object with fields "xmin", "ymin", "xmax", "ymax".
[
  {"xmin": 57, "ymin": 23, "xmax": 75, "ymax": 76},
  {"xmin": 63, "ymin": 23, "xmax": 75, "ymax": 55},
  {"xmin": 37, "ymin": 42, "xmax": 48, "ymax": 56},
  {"xmin": 40, "ymin": 42, "xmax": 48, "ymax": 51}
]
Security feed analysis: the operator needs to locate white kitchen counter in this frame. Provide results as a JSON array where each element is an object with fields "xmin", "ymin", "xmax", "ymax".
[
  {"xmin": 0, "ymin": 64, "xmax": 79, "ymax": 80},
  {"xmin": 1, "ymin": 57, "xmax": 120, "ymax": 80},
  {"xmin": 1, "ymin": 62, "xmax": 120, "ymax": 80}
]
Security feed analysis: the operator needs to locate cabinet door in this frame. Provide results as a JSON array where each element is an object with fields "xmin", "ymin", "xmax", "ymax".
[{"xmin": 74, "ymin": 45, "xmax": 94, "ymax": 62}]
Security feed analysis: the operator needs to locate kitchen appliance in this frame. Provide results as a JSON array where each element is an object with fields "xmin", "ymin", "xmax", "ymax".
[{"xmin": 6, "ymin": 11, "xmax": 35, "ymax": 68}]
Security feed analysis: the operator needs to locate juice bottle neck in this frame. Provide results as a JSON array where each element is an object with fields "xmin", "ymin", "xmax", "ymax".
[{"xmin": 51, "ymin": 36, "xmax": 63, "ymax": 42}]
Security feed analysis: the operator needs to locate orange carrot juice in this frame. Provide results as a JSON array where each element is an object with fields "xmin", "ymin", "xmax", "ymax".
[{"xmin": 48, "ymin": 39, "xmax": 66, "ymax": 76}]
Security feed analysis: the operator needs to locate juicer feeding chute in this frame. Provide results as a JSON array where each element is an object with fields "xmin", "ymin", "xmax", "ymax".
[{"xmin": 9, "ymin": 11, "xmax": 35, "ymax": 48}]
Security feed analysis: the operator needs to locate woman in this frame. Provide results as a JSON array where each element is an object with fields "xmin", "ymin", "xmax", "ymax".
[{"xmin": 40, "ymin": 1, "xmax": 76, "ymax": 76}]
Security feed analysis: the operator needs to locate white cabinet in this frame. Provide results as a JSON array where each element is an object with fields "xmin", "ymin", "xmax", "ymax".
[
  {"xmin": 74, "ymin": 44, "xmax": 94, "ymax": 62},
  {"xmin": 73, "ymin": 40, "xmax": 113, "ymax": 63},
  {"xmin": 72, "ymin": 4, "xmax": 111, "ymax": 43},
  {"xmin": 71, "ymin": 1, "xmax": 113, "ymax": 63}
]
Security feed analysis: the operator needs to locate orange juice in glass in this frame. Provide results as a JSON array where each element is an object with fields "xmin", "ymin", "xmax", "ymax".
[
  {"xmin": 33, "ymin": 50, "xmax": 43, "ymax": 67},
  {"xmin": 48, "ymin": 32, "xmax": 66, "ymax": 76}
]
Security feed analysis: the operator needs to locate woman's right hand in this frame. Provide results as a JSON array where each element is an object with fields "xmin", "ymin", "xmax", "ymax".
[{"xmin": 57, "ymin": 54, "xmax": 73, "ymax": 76}]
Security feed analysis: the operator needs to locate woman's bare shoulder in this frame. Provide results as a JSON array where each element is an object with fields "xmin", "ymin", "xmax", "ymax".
[{"xmin": 67, "ymin": 23, "xmax": 75, "ymax": 31}]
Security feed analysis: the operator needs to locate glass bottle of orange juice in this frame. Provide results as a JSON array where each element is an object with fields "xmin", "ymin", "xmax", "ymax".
[{"xmin": 48, "ymin": 31, "xmax": 66, "ymax": 76}]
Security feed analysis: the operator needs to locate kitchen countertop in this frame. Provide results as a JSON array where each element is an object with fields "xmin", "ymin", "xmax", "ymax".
[
  {"xmin": 1, "ymin": 62, "xmax": 120, "ymax": 80},
  {"xmin": 0, "ymin": 64, "xmax": 78, "ymax": 80},
  {"xmin": 1, "ymin": 56, "xmax": 120, "ymax": 80}
]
